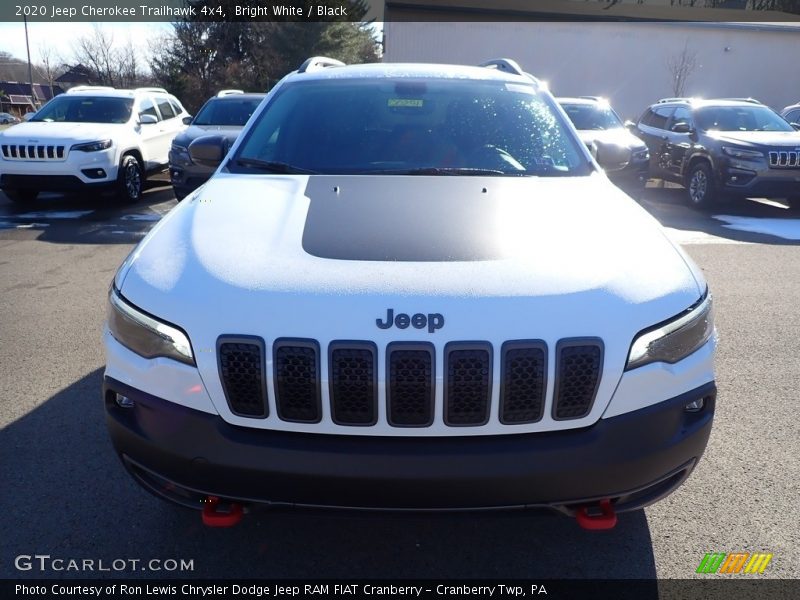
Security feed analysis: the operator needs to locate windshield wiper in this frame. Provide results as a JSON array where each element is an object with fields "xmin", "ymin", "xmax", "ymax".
[
  {"xmin": 233, "ymin": 158, "xmax": 318, "ymax": 174},
  {"xmin": 361, "ymin": 167, "xmax": 510, "ymax": 176}
]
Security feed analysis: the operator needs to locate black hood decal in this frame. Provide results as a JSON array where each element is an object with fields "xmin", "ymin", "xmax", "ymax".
[{"xmin": 302, "ymin": 176, "xmax": 520, "ymax": 262}]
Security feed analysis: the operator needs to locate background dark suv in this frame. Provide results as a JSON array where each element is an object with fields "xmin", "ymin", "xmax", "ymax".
[{"xmin": 635, "ymin": 98, "xmax": 800, "ymax": 208}]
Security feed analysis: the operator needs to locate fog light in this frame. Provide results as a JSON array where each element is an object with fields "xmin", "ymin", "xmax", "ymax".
[
  {"xmin": 115, "ymin": 393, "xmax": 134, "ymax": 408},
  {"xmin": 684, "ymin": 398, "xmax": 705, "ymax": 412}
]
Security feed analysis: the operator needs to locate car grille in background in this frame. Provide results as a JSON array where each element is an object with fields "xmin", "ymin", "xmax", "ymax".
[
  {"xmin": 216, "ymin": 337, "xmax": 604, "ymax": 429},
  {"xmin": 387, "ymin": 344, "xmax": 434, "ymax": 427},
  {"xmin": 769, "ymin": 151, "xmax": 800, "ymax": 168},
  {"xmin": 444, "ymin": 343, "xmax": 492, "ymax": 426},
  {"xmin": 500, "ymin": 341, "xmax": 547, "ymax": 424},
  {"xmin": 329, "ymin": 343, "xmax": 377, "ymax": 425},
  {"xmin": 553, "ymin": 341, "xmax": 604, "ymax": 420},
  {"xmin": 1, "ymin": 144, "xmax": 66, "ymax": 161},
  {"xmin": 273, "ymin": 340, "xmax": 321, "ymax": 423},
  {"xmin": 218, "ymin": 339, "xmax": 268, "ymax": 417}
]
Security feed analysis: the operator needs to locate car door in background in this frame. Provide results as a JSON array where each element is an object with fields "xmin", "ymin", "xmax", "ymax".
[
  {"xmin": 637, "ymin": 105, "xmax": 675, "ymax": 180},
  {"xmin": 136, "ymin": 96, "xmax": 164, "ymax": 170},
  {"xmin": 663, "ymin": 106, "xmax": 695, "ymax": 180}
]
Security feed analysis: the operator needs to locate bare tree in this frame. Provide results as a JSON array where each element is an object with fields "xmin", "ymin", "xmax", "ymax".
[
  {"xmin": 37, "ymin": 44, "xmax": 63, "ymax": 94},
  {"xmin": 72, "ymin": 25, "xmax": 119, "ymax": 86},
  {"xmin": 666, "ymin": 41, "xmax": 698, "ymax": 97}
]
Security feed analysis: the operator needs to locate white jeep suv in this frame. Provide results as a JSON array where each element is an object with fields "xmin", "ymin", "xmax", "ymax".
[
  {"xmin": 0, "ymin": 86, "xmax": 188, "ymax": 203},
  {"xmin": 104, "ymin": 58, "xmax": 716, "ymax": 529}
]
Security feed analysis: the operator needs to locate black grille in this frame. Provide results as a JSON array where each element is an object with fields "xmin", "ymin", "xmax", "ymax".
[
  {"xmin": 217, "ymin": 339, "xmax": 267, "ymax": 417},
  {"xmin": 274, "ymin": 340, "xmax": 321, "ymax": 423},
  {"xmin": 553, "ymin": 340, "xmax": 603, "ymax": 420},
  {"xmin": 769, "ymin": 150, "xmax": 800, "ymax": 168},
  {"xmin": 387, "ymin": 344, "xmax": 434, "ymax": 427},
  {"xmin": 500, "ymin": 341, "xmax": 547, "ymax": 424},
  {"xmin": 329, "ymin": 343, "xmax": 377, "ymax": 425},
  {"xmin": 1, "ymin": 143, "xmax": 64, "ymax": 160},
  {"xmin": 444, "ymin": 343, "xmax": 492, "ymax": 426}
]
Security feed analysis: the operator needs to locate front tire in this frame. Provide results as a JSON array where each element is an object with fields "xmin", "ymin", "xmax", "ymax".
[
  {"xmin": 686, "ymin": 162, "xmax": 716, "ymax": 209},
  {"xmin": 4, "ymin": 189, "xmax": 38, "ymax": 204},
  {"xmin": 116, "ymin": 154, "xmax": 143, "ymax": 203}
]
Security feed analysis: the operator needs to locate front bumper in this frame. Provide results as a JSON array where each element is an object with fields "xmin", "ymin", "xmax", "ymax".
[
  {"xmin": 168, "ymin": 150, "xmax": 213, "ymax": 199},
  {"xmin": 104, "ymin": 376, "xmax": 715, "ymax": 513},
  {"xmin": 609, "ymin": 158, "xmax": 649, "ymax": 192}
]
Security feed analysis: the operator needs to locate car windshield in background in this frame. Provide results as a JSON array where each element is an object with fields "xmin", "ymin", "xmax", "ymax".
[
  {"xmin": 192, "ymin": 98, "xmax": 263, "ymax": 126},
  {"xmin": 31, "ymin": 96, "xmax": 133, "ymax": 124},
  {"xmin": 560, "ymin": 103, "xmax": 623, "ymax": 130},
  {"xmin": 695, "ymin": 105, "xmax": 794, "ymax": 132},
  {"xmin": 233, "ymin": 78, "xmax": 591, "ymax": 176}
]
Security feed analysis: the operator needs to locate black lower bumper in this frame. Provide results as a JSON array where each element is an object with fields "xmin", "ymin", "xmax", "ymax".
[
  {"xmin": 1, "ymin": 174, "xmax": 112, "ymax": 193},
  {"xmin": 104, "ymin": 377, "xmax": 715, "ymax": 513}
]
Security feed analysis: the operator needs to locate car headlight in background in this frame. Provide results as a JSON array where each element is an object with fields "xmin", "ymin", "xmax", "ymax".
[
  {"xmin": 632, "ymin": 147, "xmax": 650, "ymax": 161},
  {"xmin": 71, "ymin": 139, "xmax": 112, "ymax": 152},
  {"xmin": 722, "ymin": 146, "xmax": 763, "ymax": 160},
  {"xmin": 626, "ymin": 293, "xmax": 714, "ymax": 370},
  {"xmin": 107, "ymin": 287, "xmax": 195, "ymax": 365},
  {"xmin": 170, "ymin": 143, "xmax": 192, "ymax": 165}
]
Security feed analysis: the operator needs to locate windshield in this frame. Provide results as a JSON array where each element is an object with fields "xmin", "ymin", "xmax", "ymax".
[
  {"xmin": 560, "ymin": 102, "xmax": 623, "ymax": 130},
  {"xmin": 232, "ymin": 78, "xmax": 591, "ymax": 176},
  {"xmin": 193, "ymin": 97, "xmax": 263, "ymax": 126},
  {"xmin": 31, "ymin": 96, "xmax": 133, "ymax": 124},
  {"xmin": 695, "ymin": 105, "xmax": 794, "ymax": 132}
]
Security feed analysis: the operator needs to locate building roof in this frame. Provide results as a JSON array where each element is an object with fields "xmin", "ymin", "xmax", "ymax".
[{"xmin": 0, "ymin": 81, "xmax": 64, "ymax": 102}]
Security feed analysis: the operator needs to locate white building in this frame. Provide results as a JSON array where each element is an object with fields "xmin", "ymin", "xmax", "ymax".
[{"xmin": 383, "ymin": 19, "xmax": 800, "ymax": 120}]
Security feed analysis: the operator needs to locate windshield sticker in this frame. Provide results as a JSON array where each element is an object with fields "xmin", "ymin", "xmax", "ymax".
[
  {"xmin": 505, "ymin": 83, "xmax": 536, "ymax": 94},
  {"xmin": 388, "ymin": 99, "xmax": 424, "ymax": 108}
]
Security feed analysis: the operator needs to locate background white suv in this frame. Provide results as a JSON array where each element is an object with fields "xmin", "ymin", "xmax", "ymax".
[{"xmin": 0, "ymin": 86, "xmax": 188, "ymax": 203}]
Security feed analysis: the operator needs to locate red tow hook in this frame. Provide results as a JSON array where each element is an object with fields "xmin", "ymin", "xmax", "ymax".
[
  {"xmin": 575, "ymin": 499, "xmax": 617, "ymax": 530},
  {"xmin": 201, "ymin": 496, "xmax": 243, "ymax": 527}
]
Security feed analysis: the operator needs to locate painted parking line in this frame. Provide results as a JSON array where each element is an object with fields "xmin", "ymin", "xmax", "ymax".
[
  {"xmin": 663, "ymin": 227, "xmax": 746, "ymax": 245},
  {"xmin": 712, "ymin": 215, "xmax": 800, "ymax": 241},
  {"xmin": 13, "ymin": 210, "xmax": 94, "ymax": 219}
]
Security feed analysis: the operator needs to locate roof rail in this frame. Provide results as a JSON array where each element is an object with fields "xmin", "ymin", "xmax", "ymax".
[
  {"xmin": 217, "ymin": 89, "xmax": 244, "ymax": 97},
  {"xmin": 479, "ymin": 58, "xmax": 525, "ymax": 77},
  {"xmin": 298, "ymin": 56, "xmax": 345, "ymax": 74},
  {"xmin": 579, "ymin": 95, "xmax": 604, "ymax": 101},
  {"xmin": 134, "ymin": 87, "xmax": 168, "ymax": 94},
  {"xmin": 719, "ymin": 97, "xmax": 762, "ymax": 104},
  {"xmin": 66, "ymin": 85, "xmax": 115, "ymax": 94},
  {"xmin": 656, "ymin": 97, "xmax": 691, "ymax": 104}
]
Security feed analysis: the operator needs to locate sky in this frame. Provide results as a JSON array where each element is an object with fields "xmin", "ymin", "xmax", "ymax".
[{"xmin": 0, "ymin": 22, "xmax": 171, "ymax": 65}]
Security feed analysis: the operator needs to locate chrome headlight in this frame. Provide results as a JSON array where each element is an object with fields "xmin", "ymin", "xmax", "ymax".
[
  {"xmin": 71, "ymin": 139, "xmax": 112, "ymax": 152},
  {"xmin": 632, "ymin": 147, "xmax": 650, "ymax": 161},
  {"xmin": 626, "ymin": 293, "xmax": 714, "ymax": 370},
  {"xmin": 107, "ymin": 287, "xmax": 195, "ymax": 365},
  {"xmin": 722, "ymin": 146, "xmax": 763, "ymax": 160}
]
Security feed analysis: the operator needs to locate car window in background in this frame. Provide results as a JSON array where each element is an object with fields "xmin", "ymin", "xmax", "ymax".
[
  {"xmin": 31, "ymin": 96, "xmax": 133, "ymax": 124},
  {"xmin": 156, "ymin": 97, "xmax": 176, "ymax": 120},
  {"xmin": 695, "ymin": 105, "xmax": 794, "ymax": 132},
  {"xmin": 234, "ymin": 79, "xmax": 591, "ymax": 176},
  {"xmin": 785, "ymin": 109, "xmax": 800, "ymax": 124},
  {"xmin": 641, "ymin": 106, "xmax": 673, "ymax": 130},
  {"xmin": 561, "ymin": 103, "xmax": 623, "ymax": 130},
  {"xmin": 193, "ymin": 98, "xmax": 263, "ymax": 126},
  {"xmin": 139, "ymin": 98, "xmax": 159, "ymax": 120}
]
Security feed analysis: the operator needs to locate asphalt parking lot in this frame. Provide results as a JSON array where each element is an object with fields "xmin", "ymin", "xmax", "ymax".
[{"xmin": 0, "ymin": 179, "xmax": 798, "ymax": 584}]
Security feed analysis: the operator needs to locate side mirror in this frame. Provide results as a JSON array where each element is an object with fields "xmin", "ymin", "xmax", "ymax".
[
  {"xmin": 624, "ymin": 119, "xmax": 637, "ymax": 131},
  {"xmin": 182, "ymin": 115, "xmax": 193, "ymax": 125},
  {"xmin": 189, "ymin": 134, "xmax": 230, "ymax": 168},
  {"xmin": 139, "ymin": 114, "xmax": 158, "ymax": 125},
  {"xmin": 671, "ymin": 122, "xmax": 692, "ymax": 134},
  {"xmin": 595, "ymin": 142, "xmax": 631, "ymax": 172},
  {"xmin": 791, "ymin": 122, "xmax": 800, "ymax": 131}
]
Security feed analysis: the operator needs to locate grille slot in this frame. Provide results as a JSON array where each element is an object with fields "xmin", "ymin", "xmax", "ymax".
[
  {"xmin": 500, "ymin": 341, "xmax": 547, "ymax": 424},
  {"xmin": 553, "ymin": 339, "xmax": 603, "ymax": 420},
  {"xmin": 274, "ymin": 339, "xmax": 321, "ymax": 423},
  {"xmin": 329, "ymin": 342, "xmax": 378, "ymax": 426},
  {"xmin": 444, "ymin": 343, "xmax": 492, "ymax": 426},
  {"xmin": 387, "ymin": 343, "xmax": 434, "ymax": 427},
  {"xmin": 769, "ymin": 150, "xmax": 800, "ymax": 168},
  {"xmin": 1, "ymin": 143, "xmax": 66, "ymax": 161},
  {"xmin": 217, "ymin": 338, "xmax": 268, "ymax": 418}
]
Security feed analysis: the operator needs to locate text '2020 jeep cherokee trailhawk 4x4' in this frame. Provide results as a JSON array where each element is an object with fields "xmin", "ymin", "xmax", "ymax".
[
  {"xmin": 104, "ymin": 58, "xmax": 717, "ymax": 529},
  {"xmin": 0, "ymin": 86, "xmax": 188, "ymax": 204}
]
